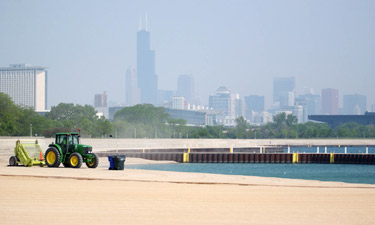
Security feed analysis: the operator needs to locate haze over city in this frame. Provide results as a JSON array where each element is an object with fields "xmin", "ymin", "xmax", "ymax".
[{"xmin": 1, "ymin": 0, "xmax": 374, "ymax": 109}]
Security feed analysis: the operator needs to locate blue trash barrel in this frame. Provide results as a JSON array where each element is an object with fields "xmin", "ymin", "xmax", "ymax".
[{"xmin": 108, "ymin": 156, "xmax": 115, "ymax": 170}]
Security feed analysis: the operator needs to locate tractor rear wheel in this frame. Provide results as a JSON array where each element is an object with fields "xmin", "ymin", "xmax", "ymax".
[
  {"xmin": 86, "ymin": 153, "xmax": 99, "ymax": 168},
  {"xmin": 45, "ymin": 148, "xmax": 61, "ymax": 167},
  {"xmin": 69, "ymin": 153, "xmax": 83, "ymax": 168},
  {"xmin": 9, "ymin": 156, "xmax": 18, "ymax": 166}
]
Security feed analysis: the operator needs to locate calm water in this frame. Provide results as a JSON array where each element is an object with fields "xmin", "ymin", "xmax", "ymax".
[{"xmin": 126, "ymin": 163, "xmax": 375, "ymax": 184}]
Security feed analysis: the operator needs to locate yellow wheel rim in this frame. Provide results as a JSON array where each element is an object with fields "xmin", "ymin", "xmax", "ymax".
[
  {"xmin": 46, "ymin": 151, "xmax": 56, "ymax": 165},
  {"xmin": 87, "ymin": 159, "xmax": 95, "ymax": 167},
  {"xmin": 70, "ymin": 156, "xmax": 78, "ymax": 166}
]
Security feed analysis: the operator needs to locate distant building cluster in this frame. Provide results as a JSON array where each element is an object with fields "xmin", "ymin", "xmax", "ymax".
[
  {"xmin": 1, "ymin": 17, "xmax": 372, "ymax": 128},
  {"xmin": 121, "ymin": 18, "xmax": 373, "ymax": 127}
]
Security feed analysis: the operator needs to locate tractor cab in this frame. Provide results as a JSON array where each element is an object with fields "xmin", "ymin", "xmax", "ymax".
[{"xmin": 55, "ymin": 133, "xmax": 79, "ymax": 154}]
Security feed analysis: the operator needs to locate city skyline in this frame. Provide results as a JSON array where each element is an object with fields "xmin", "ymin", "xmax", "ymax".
[{"xmin": 1, "ymin": 0, "xmax": 374, "ymax": 109}]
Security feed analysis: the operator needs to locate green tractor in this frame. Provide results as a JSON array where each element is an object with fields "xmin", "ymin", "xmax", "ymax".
[{"xmin": 45, "ymin": 132, "xmax": 99, "ymax": 168}]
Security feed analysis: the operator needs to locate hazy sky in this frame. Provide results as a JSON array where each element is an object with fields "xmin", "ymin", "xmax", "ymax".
[{"xmin": 1, "ymin": 0, "xmax": 374, "ymax": 109}]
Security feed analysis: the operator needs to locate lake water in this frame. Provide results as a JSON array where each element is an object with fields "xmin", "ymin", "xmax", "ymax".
[{"xmin": 126, "ymin": 163, "xmax": 375, "ymax": 184}]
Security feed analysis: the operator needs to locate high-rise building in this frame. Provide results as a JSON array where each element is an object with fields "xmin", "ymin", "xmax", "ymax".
[
  {"xmin": 94, "ymin": 91, "xmax": 108, "ymax": 118},
  {"xmin": 208, "ymin": 86, "xmax": 238, "ymax": 126},
  {"xmin": 125, "ymin": 66, "xmax": 140, "ymax": 106},
  {"xmin": 94, "ymin": 91, "xmax": 107, "ymax": 107},
  {"xmin": 244, "ymin": 95, "xmax": 265, "ymax": 120},
  {"xmin": 295, "ymin": 99, "xmax": 308, "ymax": 123},
  {"xmin": 280, "ymin": 91, "xmax": 295, "ymax": 107},
  {"xmin": 321, "ymin": 88, "xmax": 339, "ymax": 115},
  {"xmin": 137, "ymin": 16, "xmax": 157, "ymax": 105},
  {"xmin": 293, "ymin": 105, "xmax": 304, "ymax": 123},
  {"xmin": 0, "ymin": 64, "xmax": 47, "ymax": 111},
  {"xmin": 343, "ymin": 94, "xmax": 367, "ymax": 115},
  {"xmin": 244, "ymin": 95, "xmax": 265, "ymax": 112},
  {"xmin": 209, "ymin": 86, "xmax": 231, "ymax": 117},
  {"xmin": 177, "ymin": 74, "xmax": 195, "ymax": 103},
  {"xmin": 234, "ymin": 95, "xmax": 244, "ymax": 118},
  {"xmin": 298, "ymin": 94, "xmax": 321, "ymax": 115},
  {"xmin": 273, "ymin": 77, "xmax": 295, "ymax": 104}
]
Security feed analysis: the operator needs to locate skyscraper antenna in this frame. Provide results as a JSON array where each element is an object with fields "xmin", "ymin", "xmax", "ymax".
[
  {"xmin": 139, "ymin": 16, "xmax": 142, "ymax": 30},
  {"xmin": 145, "ymin": 12, "xmax": 148, "ymax": 31}
]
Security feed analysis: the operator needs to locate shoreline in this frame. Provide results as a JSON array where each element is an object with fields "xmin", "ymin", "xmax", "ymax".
[{"xmin": 0, "ymin": 157, "xmax": 373, "ymax": 189}]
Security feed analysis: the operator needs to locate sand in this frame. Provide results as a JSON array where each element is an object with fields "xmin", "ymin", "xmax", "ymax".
[{"xmin": 0, "ymin": 156, "xmax": 374, "ymax": 224}]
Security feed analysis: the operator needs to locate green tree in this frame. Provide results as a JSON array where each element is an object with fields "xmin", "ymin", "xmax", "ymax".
[
  {"xmin": 189, "ymin": 127, "xmax": 211, "ymax": 138},
  {"xmin": 273, "ymin": 112, "xmax": 287, "ymax": 126},
  {"xmin": 168, "ymin": 118, "xmax": 187, "ymax": 138},
  {"xmin": 0, "ymin": 93, "xmax": 21, "ymax": 135},
  {"xmin": 235, "ymin": 116, "xmax": 248, "ymax": 138},
  {"xmin": 113, "ymin": 104, "xmax": 170, "ymax": 138},
  {"xmin": 286, "ymin": 114, "xmax": 298, "ymax": 126},
  {"xmin": 45, "ymin": 103, "xmax": 112, "ymax": 137},
  {"xmin": 206, "ymin": 125, "xmax": 225, "ymax": 138},
  {"xmin": 114, "ymin": 104, "xmax": 169, "ymax": 125},
  {"xmin": 0, "ymin": 92, "xmax": 51, "ymax": 136}
]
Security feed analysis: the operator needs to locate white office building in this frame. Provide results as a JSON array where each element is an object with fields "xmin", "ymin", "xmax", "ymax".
[
  {"xmin": 172, "ymin": 96, "xmax": 185, "ymax": 109},
  {"xmin": 0, "ymin": 64, "xmax": 47, "ymax": 111}
]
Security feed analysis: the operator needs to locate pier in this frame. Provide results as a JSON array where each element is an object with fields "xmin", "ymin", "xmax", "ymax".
[
  {"xmin": 1, "ymin": 137, "xmax": 374, "ymax": 164},
  {"xmin": 98, "ymin": 147, "xmax": 375, "ymax": 164}
]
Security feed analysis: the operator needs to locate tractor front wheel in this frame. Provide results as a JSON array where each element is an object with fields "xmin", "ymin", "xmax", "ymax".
[
  {"xmin": 69, "ymin": 153, "xmax": 83, "ymax": 168},
  {"xmin": 45, "ymin": 148, "xmax": 61, "ymax": 167},
  {"xmin": 9, "ymin": 156, "xmax": 18, "ymax": 166},
  {"xmin": 86, "ymin": 153, "xmax": 99, "ymax": 168}
]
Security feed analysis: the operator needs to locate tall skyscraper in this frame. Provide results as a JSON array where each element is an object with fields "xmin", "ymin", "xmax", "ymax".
[
  {"xmin": 209, "ymin": 86, "xmax": 231, "ymax": 117},
  {"xmin": 273, "ymin": 77, "xmax": 295, "ymax": 104},
  {"xmin": 321, "ymin": 88, "xmax": 339, "ymax": 115},
  {"xmin": 343, "ymin": 94, "xmax": 367, "ymax": 115},
  {"xmin": 94, "ymin": 91, "xmax": 107, "ymax": 107},
  {"xmin": 297, "ymin": 94, "xmax": 321, "ymax": 115},
  {"xmin": 0, "ymin": 64, "xmax": 47, "ymax": 111},
  {"xmin": 234, "ymin": 95, "xmax": 244, "ymax": 118},
  {"xmin": 125, "ymin": 66, "xmax": 140, "ymax": 106},
  {"xmin": 137, "ymin": 16, "xmax": 158, "ymax": 105},
  {"xmin": 177, "ymin": 74, "xmax": 195, "ymax": 103},
  {"xmin": 244, "ymin": 95, "xmax": 265, "ymax": 112}
]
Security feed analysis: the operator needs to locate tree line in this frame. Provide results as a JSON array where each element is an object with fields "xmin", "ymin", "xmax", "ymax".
[
  {"xmin": 0, "ymin": 93, "xmax": 111, "ymax": 137},
  {"xmin": 1, "ymin": 92, "xmax": 375, "ymax": 138}
]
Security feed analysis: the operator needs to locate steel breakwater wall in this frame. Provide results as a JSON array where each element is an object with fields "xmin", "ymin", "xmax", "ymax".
[{"xmin": 97, "ymin": 148, "xmax": 375, "ymax": 164}]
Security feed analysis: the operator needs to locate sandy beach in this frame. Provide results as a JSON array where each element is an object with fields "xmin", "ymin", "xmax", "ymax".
[{"xmin": 0, "ymin": 154, "xmax": 374, "ymax": 224}]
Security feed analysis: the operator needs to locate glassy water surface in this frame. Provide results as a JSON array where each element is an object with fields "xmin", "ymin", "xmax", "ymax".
[{"xmin": 126, "ymin": 163, "xmax": 375, "ymax": 184}]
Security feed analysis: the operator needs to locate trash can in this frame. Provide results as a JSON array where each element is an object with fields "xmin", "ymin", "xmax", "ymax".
[
  {"xmin": 108, "ymin": 156, "xmax": 115, "ymax": 170},
  {"xmin": 114, "ymin": 155, "xmax": 126, "ymax": 170}
]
